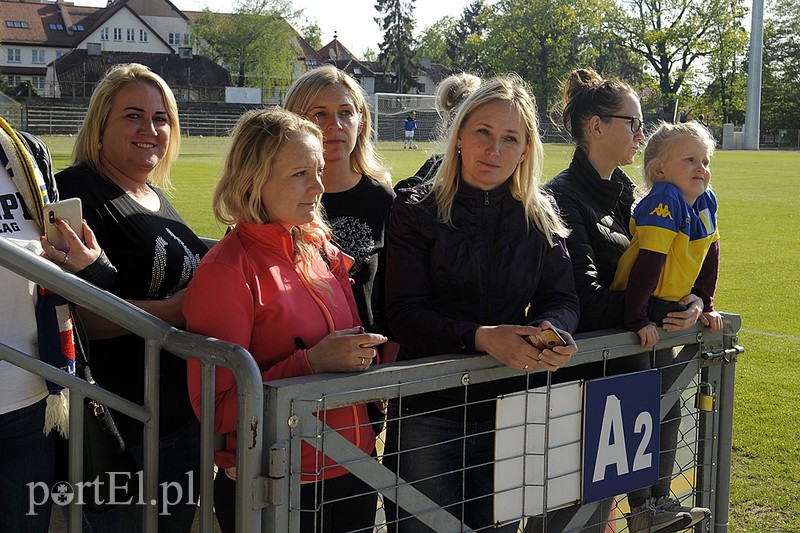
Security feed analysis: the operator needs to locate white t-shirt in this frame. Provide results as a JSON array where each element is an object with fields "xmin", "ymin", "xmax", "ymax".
[{"xmin": 0, "ymin": 166, "xmax": 48, "ymax": 414}]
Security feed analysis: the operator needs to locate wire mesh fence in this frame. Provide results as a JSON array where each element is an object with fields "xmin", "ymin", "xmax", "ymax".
[{"xmin": 261, "ymin": 319, "xmax": 741, "ymax": 532}]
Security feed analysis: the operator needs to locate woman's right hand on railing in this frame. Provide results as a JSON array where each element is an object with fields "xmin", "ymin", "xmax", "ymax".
[
  {"xmin": 306, "ymin": 327, "xmax": 388, "ymax": 374},
  {"xmin": 476, "ymin": 323, "xmax": 577, "ymax": 373}
]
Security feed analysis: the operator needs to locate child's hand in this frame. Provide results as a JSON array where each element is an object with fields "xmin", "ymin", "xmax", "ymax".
[
  {"xmin": 637, "ymin": 323, "xmax": 659, "ymax": 348},
  {"xmin": 700, "ymin": 311, "xmax": 723, "ymax": 332}
]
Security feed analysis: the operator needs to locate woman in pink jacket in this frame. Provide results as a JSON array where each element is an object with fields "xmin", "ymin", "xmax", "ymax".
[{"xmin": 184, "ymin": 107, "xmax": 386, "ymax": 533}]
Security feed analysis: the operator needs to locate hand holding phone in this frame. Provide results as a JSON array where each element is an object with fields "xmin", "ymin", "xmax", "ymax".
[
  {"xmin": 45, "ymin": 198, "xmax": 84, "ymax": 252},
  {"xmin": 523, "ymin": 327, "xmax": 568, "ymax": 351}
]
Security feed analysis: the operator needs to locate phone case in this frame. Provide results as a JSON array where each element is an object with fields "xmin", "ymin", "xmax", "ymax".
[
  {"xmin": 524, "ymin": 328, "xmax": 567, "ymax": 350},
  {"xmin": 45, "ymin": 198, "xmax": 83, "ymax": 251}
]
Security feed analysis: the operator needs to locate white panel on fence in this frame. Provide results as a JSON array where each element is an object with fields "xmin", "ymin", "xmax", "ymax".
[{"xmin": 494, "ymin": 381, "xmax": 583, "ymax": 523}]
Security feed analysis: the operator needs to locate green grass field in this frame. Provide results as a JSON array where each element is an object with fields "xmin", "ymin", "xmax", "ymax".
[{"xmin": 43, "ymin": 136, "xmax": 800, "ymax": 531}]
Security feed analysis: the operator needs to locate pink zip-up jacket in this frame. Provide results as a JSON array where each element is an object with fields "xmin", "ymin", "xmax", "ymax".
[{"xmin": 184, "ymin": 221, "xmax": 375, "ymax": 481}]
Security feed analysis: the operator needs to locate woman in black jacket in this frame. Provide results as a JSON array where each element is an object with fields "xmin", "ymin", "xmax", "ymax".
[
  {"xmin": 546, "ymin": 68, "xmax": 709, "ymax": 533},
  {"xmin": 546, "ymin": 67, "xmax": 704, "ymax": 334},
  {"xmin": 384, "ymin": 75, "xmax": 579, "ymax": 533}
]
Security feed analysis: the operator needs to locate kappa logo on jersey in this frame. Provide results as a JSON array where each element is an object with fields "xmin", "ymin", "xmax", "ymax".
[{"xmin": 648, "ymin": 203, "xmax": 673, "ymax": 220}]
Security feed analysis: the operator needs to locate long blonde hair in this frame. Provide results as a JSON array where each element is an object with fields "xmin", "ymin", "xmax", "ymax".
[
  {"xmin": 71, "ymin": 63, "xmax": 180, "ymax": 188},
  {"xmin": 213, "ymin": 107, "xmax": 336, "ymax": 298},
  {"xmin": 643, "ymin": 121, "xmax": 716, "ymax": 190},
  {"xmin": 283, "ymin": 65, "xmax": 391, "ymax": 185},
  {"xmin": 432, "ymin": 74, "xmax": 569, "ymax": 245}
]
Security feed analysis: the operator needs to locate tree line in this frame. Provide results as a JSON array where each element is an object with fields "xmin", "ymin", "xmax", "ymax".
[
  {"xmin": 188, "ymin": 0, "xmax": 799, "ymax": 135},
  {"xmin": 381, "ymin": 0, "xmax": 797, "ymax": 134}
]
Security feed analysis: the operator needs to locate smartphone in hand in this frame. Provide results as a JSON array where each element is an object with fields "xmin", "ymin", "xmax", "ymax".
[
  {"xmin": 524, "ymin": 327, "xmax": 568, "ymax": 350},
  {"xmin": 44, "ymin": 198, "xmax": 83, "ymax": 251}
]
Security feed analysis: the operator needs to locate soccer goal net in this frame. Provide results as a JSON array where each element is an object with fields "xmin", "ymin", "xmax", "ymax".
[{"xmin": 370, "ymin": 92, "xmax": 438, "ymax": 144}]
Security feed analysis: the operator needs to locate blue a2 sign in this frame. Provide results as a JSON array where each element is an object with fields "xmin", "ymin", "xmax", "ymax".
[{"xmin": 583, "ymin": 370, "xmax": 661, "ymax": 503}]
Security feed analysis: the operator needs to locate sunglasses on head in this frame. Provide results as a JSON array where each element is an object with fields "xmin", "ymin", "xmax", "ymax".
[{"xmin": 597, "ymin": 115, "xmax": 643, "ymax": 133}]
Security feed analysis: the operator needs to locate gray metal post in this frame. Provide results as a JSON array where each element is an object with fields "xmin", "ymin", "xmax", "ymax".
[
  {"xmin": 713, "ymin": 324, "xmax": 742, "ymax": 532},
  {"xmin": 744, "ymin": 0, "xmax": 764, "ymax": 150}
]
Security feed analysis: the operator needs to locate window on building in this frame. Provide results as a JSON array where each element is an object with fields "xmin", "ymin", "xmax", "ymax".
[
  {"xmin": 183, "ymin": 33, "xmax": 191, "ymax": 45},
  {"xmin": 55, "ymin": 50, "xmax": 64, "ymax": 59},
  {"xmin": 6, "ymin": 75, "xmax": 21, "ymax": 86},
  {"xmin": 100, "ymin": 28, "xmax": 108, "ymax": 40},
  {"xmin": 113, "ymin": 28, "xmax": 121, "ymax": 41},
  {"xmin": 7, "ymin": 48, "xmax": 21, "ymax": 62},
  {"xmin": 140, "ymin": 29, "xmax": 148, "ymax": 42},
  {"xmin": 168, "ymin": 33, "xmax": 180, "ymax": 45},
  {"xmin": 32, "ymin": 50, "xmax": 45, "ymax": 64},
  {"xmin": 32, "ymin": 76, "xmax": 45, "ymax": 91},
  {"xmin": 49, "ymin": 23, "xmax": 65, "ymax": 31},
  {"xmin": 127, "ymin": 28, "xmax": 135, "ymax": 41},
  {"xmin": 306, "ymin": 60, "xmax": 318, "ymax": 68},
  {"xmin": 5, "ymin": 21, "xmax": 30, "ymax": 29},
  {"xmin": 70, "ymin": 24, "xmax": 85, "ymax": 32}
]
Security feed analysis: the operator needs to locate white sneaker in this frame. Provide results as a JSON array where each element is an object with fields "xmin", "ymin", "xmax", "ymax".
[
  {"xmin": 654, "ymin": 495, "xmax": 711, "ymax": 528},
  {"xmin": 626, "ymin": 497, "xmax": 691, "ymax": 533}
]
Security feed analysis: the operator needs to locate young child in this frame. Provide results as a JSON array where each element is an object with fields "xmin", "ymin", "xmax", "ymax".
[
  {"xmin": 611, "ymin": 120, "xmax": 720, "ymax": 532},
  {"xmin": 612, "ymin": 121, "xmax": 723, "ymax": 347},
  {"xmin": 403, "ymin": 110, "xmax": 417, "ymax": 149}
]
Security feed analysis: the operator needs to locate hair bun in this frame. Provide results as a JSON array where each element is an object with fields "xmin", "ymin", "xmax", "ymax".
[{"xmin": 575, "ymin": 68, "xmax": 603, "ymax": 88}]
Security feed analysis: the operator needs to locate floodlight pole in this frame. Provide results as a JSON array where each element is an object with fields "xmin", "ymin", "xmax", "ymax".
[{"xmin": 744, "ymin": 0, "xmax": 764, "ymax": 150}]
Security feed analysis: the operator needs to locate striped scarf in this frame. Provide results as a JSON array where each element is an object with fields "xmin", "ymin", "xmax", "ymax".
[{"xmin": 0, "ymin": 117, "xmax": 75, "ymax": 437}]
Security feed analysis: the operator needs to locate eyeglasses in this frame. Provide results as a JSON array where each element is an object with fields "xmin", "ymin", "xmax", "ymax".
[{"xmin": 597, "ymin": 115, "xmax": 644, "ymax": 134}]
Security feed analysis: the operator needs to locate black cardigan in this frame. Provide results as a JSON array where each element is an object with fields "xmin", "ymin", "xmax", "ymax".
[
  {"xmin": 546, "ymin": 148, "xmax": 636, "ymax": 332},
  {"xmin": 385, "ymin": 178, "xmax": 579, "ymax": 419}
]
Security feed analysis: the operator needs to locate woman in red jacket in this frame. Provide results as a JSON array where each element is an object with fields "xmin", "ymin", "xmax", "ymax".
[{"xmin": 184, "ymin": 107, "xmax": 386, "ymax": 533}]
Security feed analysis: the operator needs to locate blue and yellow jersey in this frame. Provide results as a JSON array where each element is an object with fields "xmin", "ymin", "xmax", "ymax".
[{"xmin": 611, "ymin": 181, "xmax": 719, "ymax": 302}]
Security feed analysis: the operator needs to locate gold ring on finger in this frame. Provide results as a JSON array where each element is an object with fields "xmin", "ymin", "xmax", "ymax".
[{"xmin": 523, "ymin": 364, "xmax": 529, "ymax": 371}]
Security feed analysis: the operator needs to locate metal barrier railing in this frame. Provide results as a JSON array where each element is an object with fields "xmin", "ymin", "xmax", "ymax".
[
  {"xmin": 0, "ymin": 234, "xmax": 742, "ymax": 532},
  {"xmin": 0, "ymin": 236, "xmax": 265, "ymax": 532},
  {"xmin": 260, "ymin": 314, "xmax": 741, "ymax": 532}
]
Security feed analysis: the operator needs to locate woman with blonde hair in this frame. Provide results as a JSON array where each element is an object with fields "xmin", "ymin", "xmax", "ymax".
[
  {"xmin": 184, "ymin": 107, "xmax": 386, "ymax": 533},
  {"xmin": 55, "ymin": 62, "xmax": 205, "ymax": 532},
  {"xmin": 284, "ymin": 65, "xmax": 395, "ymax": 348},
  {"xmin": 383, "ymin": 74, "xmax": 579, "ymax": 532}
]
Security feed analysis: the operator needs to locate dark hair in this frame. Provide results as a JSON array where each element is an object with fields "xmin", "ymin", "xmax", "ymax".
[{"xmin": 561, "ymin": 68, "xmax": 637, "ymax": 147}]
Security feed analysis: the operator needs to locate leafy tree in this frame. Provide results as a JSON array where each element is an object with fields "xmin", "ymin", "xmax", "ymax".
[
  {"xmin": 700, "ymin": 0, "xmax": 748, "ymax": 125},
  {"xmin": 483, "ymin": 0, "xmax": 616, "ymax": 113},
  {"xmin": 301, "ymin": 21, "xmax": 323, "ymax": 49},
  {"xmin": 614, "ymin": 0, "xmax": 732, "ymax": 112},
  {"xmin": 374, "ymin": 0, "xmax": 419, "ymax": 93},
  {"xmin": 579, "ymin": 0, "xmax": 645, "ymax": 86},
  {"xmin": 760, "ymin": 0, "xmax": 800, "ymax": 131},
  {"xmin": 190, "ymin": 0, "xmax": 299, "ymax": 88},
  {"xmin": 417, "ymin": 17, "xmax": 457, "ymax": 69},
  {"xmin": 448, "ymin": 1, "xmax": 490, "ymax": 74},
  {"xmin": 362, "ymin": 48, "xmax": 379, "ymax": 62}
]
